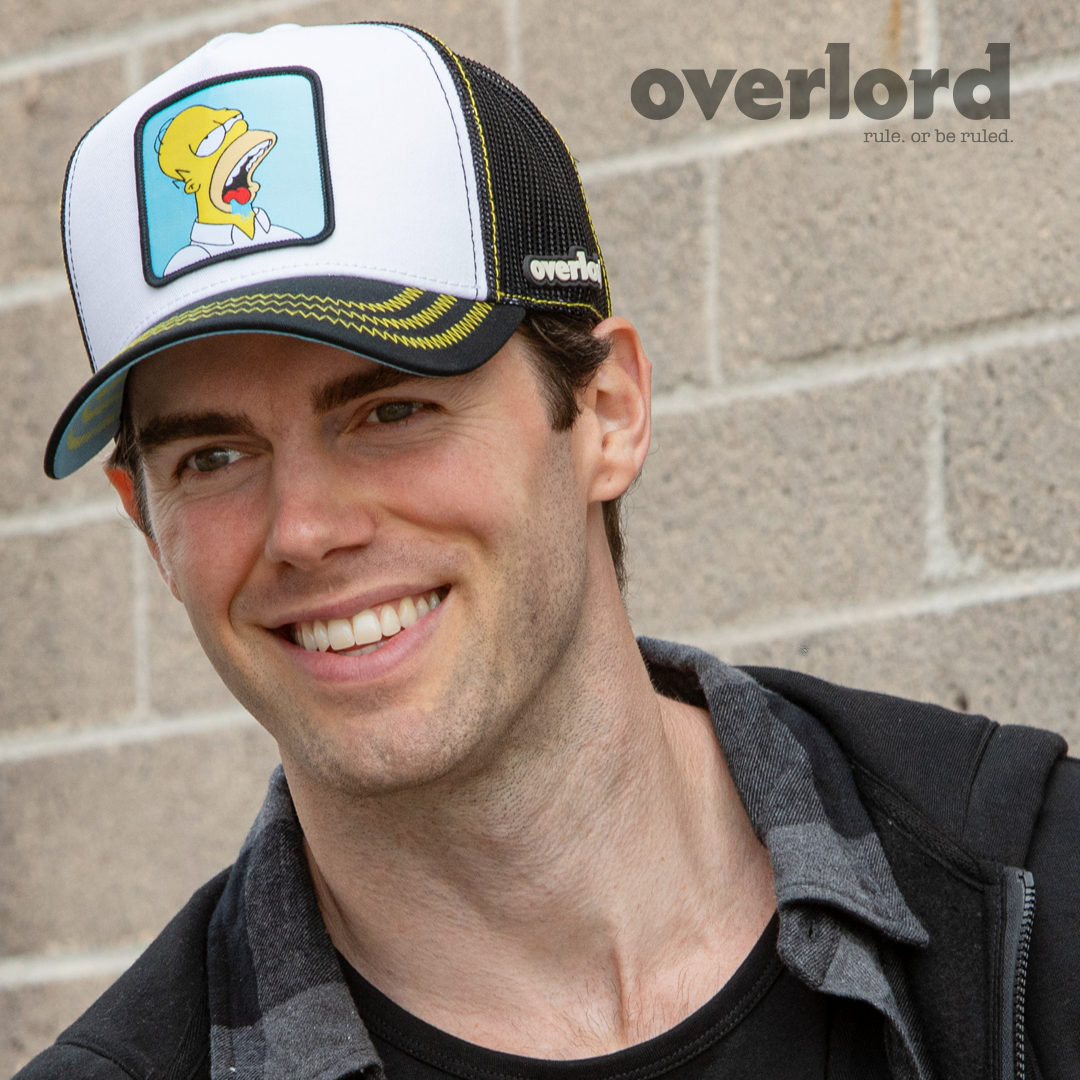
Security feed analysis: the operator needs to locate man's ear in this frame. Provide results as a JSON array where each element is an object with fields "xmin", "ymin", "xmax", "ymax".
[
  {"xmin": 104, "ymin": 464, "xmax": 181, "ymax": 601},
  {"xmin": 581, "ymin": 317, "xmax": 652, "ymax": 504}
]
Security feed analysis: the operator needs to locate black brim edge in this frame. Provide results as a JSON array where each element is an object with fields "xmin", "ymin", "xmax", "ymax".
[{"xmin": 46, "ymin": 277, "xmax": 526, "ymax": 479}]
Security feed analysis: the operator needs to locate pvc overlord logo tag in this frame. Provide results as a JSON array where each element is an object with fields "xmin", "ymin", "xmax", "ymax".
[{"xmin": 135, "ymin": 67, "xmax": 334, "ymax": 286}]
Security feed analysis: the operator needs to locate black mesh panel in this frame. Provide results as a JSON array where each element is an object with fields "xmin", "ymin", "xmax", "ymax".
[{"xmin": 410, "ymin": 28, "xmax": 611, "ymax": 321}]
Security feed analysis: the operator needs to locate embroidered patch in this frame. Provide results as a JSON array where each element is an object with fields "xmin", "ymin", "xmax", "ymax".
[
  {"xmin": 522, "ymin": 247, "xmax": 603, "ymax": 288},
  {"xmin": 135, "ymin": 68, "xmax": 334, "ymax": 286}
]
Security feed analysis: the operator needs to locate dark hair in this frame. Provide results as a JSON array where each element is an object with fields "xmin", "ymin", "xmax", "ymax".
[
  {"xmin": 514, "ymin": 312, "xmax": 629, "ymax": 594},
  {"xmin": 109, "ymin": 312, "xmax": 631, "ymax": 593}
]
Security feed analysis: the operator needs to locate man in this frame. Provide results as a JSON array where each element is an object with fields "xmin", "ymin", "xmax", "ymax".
[{"xmin": 20, "ymin": 22, "xmax": 1079, "ymax": 1080}]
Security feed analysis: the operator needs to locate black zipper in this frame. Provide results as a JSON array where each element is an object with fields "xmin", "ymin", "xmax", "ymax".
[
  {"xmin": 1014, "ymin": 871, "xmax": 1036, "ymax": 1080},
  {"xmin": 1001, "ymin": 868, "xmax": 1036, "ymax": 1080}
]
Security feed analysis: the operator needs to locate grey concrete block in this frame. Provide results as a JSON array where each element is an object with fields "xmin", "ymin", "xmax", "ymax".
[
  {"xmin": 140, "ymin": 0, "xmax": 506, "ymax": 84},
  {"xmin": 0, "ymin": 0, "xmax": 194, "ymax": 58},
  {"xmin": 626, "ymin": 375, "xmax": 928, "ymax": 635},
  {"xmin": 938, "ymin": 0, "xmax": 1080, "ymax": 68},
  {"xmin": 718, "ymin": 83, "xmax": 1080, "ymax": 376},
  {"xmin": 140, "ymin": 544, "xmax": 239, "ymax": 717},
  {"xmin": 0, "ymin": 724, "xmax": 279, "ymax": 955},
  {"xmin": 0, "ymin": 977, "xmax": 114, "ymax": 1078},
  {"xmin": 588, "ymin": 165, "xmax": 709, "ymax": 391},
  {"xmin": 519, "ymin": 0, "xmax": 918, "ymax": 162},
  {"xmin": 0, "ymin": 63, "xmax": 128, "ymax": 285},
  {"xmin": 0, "ymin": 299, "xmax": 113, "ymax": 516},
  {"xmin": 0, "ymin": 521, "xmax": 135, "ymax": 734},
  {"xmin": 725, "ymin": 590, "xmax": 1080, "ymax": 747},
  {"xmin": 944, "ymin": 340, "xmax": 1080, "ymax": 572}
]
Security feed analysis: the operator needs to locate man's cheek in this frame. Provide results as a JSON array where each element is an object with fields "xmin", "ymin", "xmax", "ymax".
[
  {"xmin": 383, "ymin": 443, "xmax": 523, "ymax": 539},
  {"xmin": 159, "ymin": 506, "xmax": 255, "ymax": 624}
]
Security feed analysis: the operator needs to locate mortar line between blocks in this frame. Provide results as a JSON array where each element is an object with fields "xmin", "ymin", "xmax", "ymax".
[
  {"xmin": 0, "ymin": 271, "xmax": 69, "ymax": 313},
  {"xmin": 922, "ymin": 376, "xmax": 982, "ymax": 582},
  {"xmin": 502, "ymin": 0, "xmax": 524, "ymax": 89},
  {"xmin": 667, "ymin": 566, "xmax": 1080, "ymax": 653},
  {"xmin": 702, "ymin": 159, "xmax": 722, "ymax": 386},
  {"xmin": 123, "ymin": 46, "xmax": 144, "ymax": 97},
  {"xmin": 0, "ymin": 944, "xmax": 144, "ymax": 990},
  {"xmin": 131, "ymin": 528, "xmax": 151, "ymax": 717},
  {"xmin": 0, "ymin": 498, "xmax": 123, "ymax": 539},
  {"xmin": 651, "ymin": 310, "xmax": 1080, "ymax": 417},
  {"xmin": 0, "ymin": 706, "xmax": 258, "ymax": 765},
  {"xmin": 915, "ymin": 0, "xmax": 941, "ymax": 71}
]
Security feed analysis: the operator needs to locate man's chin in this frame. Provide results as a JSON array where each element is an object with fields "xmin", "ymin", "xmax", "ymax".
[{"xmin": 277, "ymin": 703, "xmax": 494, "ymax": 800}]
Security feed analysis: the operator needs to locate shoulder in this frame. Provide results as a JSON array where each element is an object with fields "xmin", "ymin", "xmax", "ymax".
[
  {"xmin": 742, "ymin": 665, "xmax": 1080, "ymax": 1069},
  {"xmin": 13, "ymin": 868, "xmax": 230, "ymax": 1080},
  {"xmin": 739, "ymin": 664, "xmax": 1068, "ymax": 863}
]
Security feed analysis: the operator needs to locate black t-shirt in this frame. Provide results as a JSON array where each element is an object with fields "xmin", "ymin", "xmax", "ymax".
[{"xmin": 340, "ymin": 915, "xmax": 874, "ymax": 1080}]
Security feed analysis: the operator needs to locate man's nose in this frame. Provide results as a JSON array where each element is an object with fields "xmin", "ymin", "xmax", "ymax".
[{"xmin": 263, "ymin": 449, "xmax": 377, "ymax": 567}]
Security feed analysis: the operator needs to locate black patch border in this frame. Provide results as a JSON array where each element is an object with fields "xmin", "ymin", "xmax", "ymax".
[{"xmin": 134, "ymin": 66, "xmax": 335, "ymax": 288}]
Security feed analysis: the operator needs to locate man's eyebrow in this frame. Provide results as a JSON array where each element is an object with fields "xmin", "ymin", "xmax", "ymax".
[
  {"xmin": 136, "ymin": 412, "xmax": 259, "ymax": 453},
  {"xmin": 310, "ymin": 365, "xmax": 426, "ymax": 414},
  {"xmin": 135, "ymin": 367, "xmax": 428, "ymax": 451}
]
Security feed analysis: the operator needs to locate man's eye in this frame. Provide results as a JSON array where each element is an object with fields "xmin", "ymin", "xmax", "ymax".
[
  {"xmin": 187, "ymin": 447, "xmax": 243, "ymax": 473},
  {"xmin": 367, "ymin": 401, "xmax": 421, "ymax": 424}
]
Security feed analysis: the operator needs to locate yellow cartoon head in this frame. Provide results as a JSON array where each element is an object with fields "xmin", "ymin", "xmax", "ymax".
[{"xmin": 157, "ymin": 105, "xmax": 277, "ymax": 237}]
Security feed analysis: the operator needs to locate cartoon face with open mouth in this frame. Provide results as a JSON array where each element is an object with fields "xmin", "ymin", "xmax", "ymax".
[{"xmin": 156, "ymin": 104, "xmax": 300, "ymax": 275}]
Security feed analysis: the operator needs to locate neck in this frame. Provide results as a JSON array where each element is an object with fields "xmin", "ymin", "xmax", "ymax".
[{"xmin": 287, "ymin": 595, "xmax": 775, "ymax": 1058}]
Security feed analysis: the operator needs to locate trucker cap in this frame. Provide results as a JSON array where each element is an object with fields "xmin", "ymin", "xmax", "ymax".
[{"xmin": 46, "ymin": 21, "xmax": 611, "ymax": 479}]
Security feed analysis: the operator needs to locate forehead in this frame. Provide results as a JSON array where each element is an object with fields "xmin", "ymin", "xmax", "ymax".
[
  {"xmin": 124, "ymin": 331, "xmax": 529, "ymax": 426},
  {"xmin": 128, "ymin": 333, "xmax": 377, "ymax": 408}
]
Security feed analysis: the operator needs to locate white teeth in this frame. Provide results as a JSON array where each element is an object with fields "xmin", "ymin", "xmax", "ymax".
[
  {"xmin": 352, "ymin": 609, "xmax": 381, "ymax": 645},
  {"xmin": 327, "ymin": 618, "xmax": 354, "ymax": 651},
  {"xmin": 296, "ymin": 590, "xmax": 442, "ymax": 653},
  {"xmin": 379, "ymin": 604, "xmax": 401, "ymax": 636},
  {"xmin": 226, "ymin": 142, "xmax": 270, "ymax": 185},
  {"xmin": 398, "ymin": 596, "xmax": 418, "ymax": 628}
]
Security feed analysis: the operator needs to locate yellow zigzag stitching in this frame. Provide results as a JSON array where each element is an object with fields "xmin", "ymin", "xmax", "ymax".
[
  {"xmin": 127, "ymin": 291, "xmax": 493, "ymax": 353},
  {"xmin": 133, "ymin": 292, "xmax": 453, "ymax": 342},
  {"xmin": 128, "ymin": 287, "xmax": 426, "ymax": 346}
]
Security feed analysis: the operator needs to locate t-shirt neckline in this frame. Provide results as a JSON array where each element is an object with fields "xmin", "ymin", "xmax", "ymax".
[{"xmin": 339, "ymin": 912, "xmax": 782, "ymax": 1080}]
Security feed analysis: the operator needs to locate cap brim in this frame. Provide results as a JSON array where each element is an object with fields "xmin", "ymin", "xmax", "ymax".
[{"xmin": 46, "ymin": 276, "xmax": 524, "ymax": 479}]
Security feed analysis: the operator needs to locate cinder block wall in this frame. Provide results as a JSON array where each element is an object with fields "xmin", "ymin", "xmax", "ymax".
[{"xmin": 2, "ymin": 0, "xmax": 1077, "ymax": 1070}]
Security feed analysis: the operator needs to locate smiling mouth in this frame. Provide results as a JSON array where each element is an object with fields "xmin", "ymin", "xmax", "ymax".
[
  {"xmin": 288, "ymin": 588, "xmax": 447, "ymax": 656},
  {"xmin": 221, "ymin": 139, "xmax": 271, "ymax": 205}
]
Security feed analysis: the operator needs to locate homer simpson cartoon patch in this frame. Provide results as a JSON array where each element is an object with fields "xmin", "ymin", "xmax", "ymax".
[{"xmin": 135, "ymin": 68, "xmax": 333, "ymax": 285}]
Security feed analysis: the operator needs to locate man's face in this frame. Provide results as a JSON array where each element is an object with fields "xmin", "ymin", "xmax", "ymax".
[{"xmin": 126, "ymin": 333, "xmax": 598, "ymax": 796}]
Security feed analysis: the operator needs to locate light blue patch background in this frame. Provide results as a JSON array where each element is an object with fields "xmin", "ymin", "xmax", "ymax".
[{"xmin": 140, "ymin": 72, "xmax": 327, "ymax": 279}]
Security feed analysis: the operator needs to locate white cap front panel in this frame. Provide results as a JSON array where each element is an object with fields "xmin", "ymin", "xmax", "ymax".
[{"xmin": 64, "ymin": 23, "xmax": 488, "ymax": 371}]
